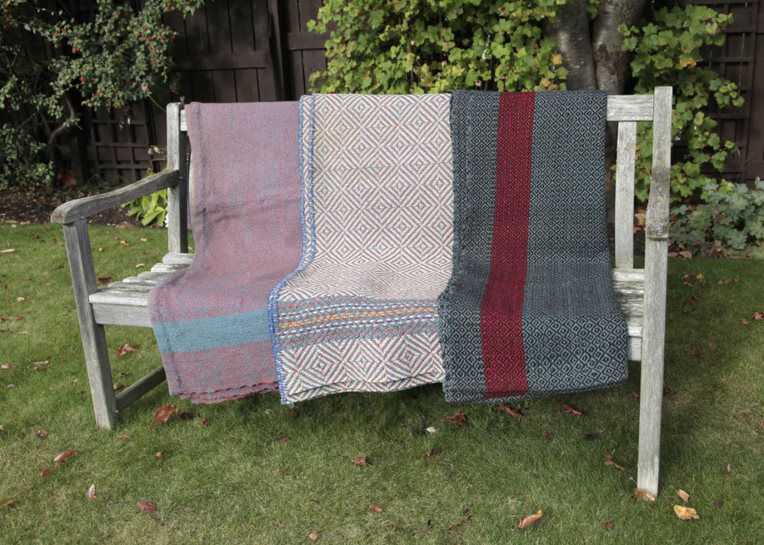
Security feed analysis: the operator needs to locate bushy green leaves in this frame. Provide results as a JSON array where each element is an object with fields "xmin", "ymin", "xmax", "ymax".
[
  {"xmin": 621, "ymin": 6, "xmax": 744, "ymax": 202},
  {"xmin": 0, "ymin": 0, "xmax": 202, "ymax": 190},
  {"xmin": 672, "ymin": 180, "xmax": 764, "ymax": 254},
  {"xmin": 123, "ymin": 188, "xmax": 168, "ymax": 227},
  {"xmin": 309, "ymin": 0, "xmax": 566, "ymax": 94}
]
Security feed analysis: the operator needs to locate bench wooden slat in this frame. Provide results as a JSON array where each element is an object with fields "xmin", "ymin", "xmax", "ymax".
[
  {"xmin": 91, "ymin": 257, "xmax": 646, "ymax": 360},
  {"xmin": 615, "ymin": 121, "xmax": 637, "ymax": 269},
  {"xmin": 607, "ymin": 95, "xmax": 654, "ymax": 121}
]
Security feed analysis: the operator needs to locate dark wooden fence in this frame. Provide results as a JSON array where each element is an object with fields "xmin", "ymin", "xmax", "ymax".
[
  {"xmin": 80, "ymin": 0, "xmax": 763, "ymax": 184},
  {"xmin": 82, "ymin": 0, "xmax": 326, "ymax": 183},
  {"xmin": 689, "ymin": 0, "xmax": 764, "ymax": 183}
]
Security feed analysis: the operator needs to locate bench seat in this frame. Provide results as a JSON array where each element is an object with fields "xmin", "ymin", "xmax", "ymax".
[{"xmin": 90, "ymin": 252, "xmax": 645, "ymax": 361}]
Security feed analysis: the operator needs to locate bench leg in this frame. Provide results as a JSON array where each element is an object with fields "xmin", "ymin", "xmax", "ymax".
[
  {"xmin": 637, "ymin": 345, "xmax": 664, "ymax": 497},
  {"xmin": 637, "ymin": 234, "xmax": 668, "ymax": 497},
  {"xmin": 63, "ymin": 221, "xmax": 117, "ymax": 430}
]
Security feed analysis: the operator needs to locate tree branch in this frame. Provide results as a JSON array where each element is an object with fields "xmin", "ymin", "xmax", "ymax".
[{"xmin": 47, "ymin": 92, "xmax": 77, "ymax": 166}]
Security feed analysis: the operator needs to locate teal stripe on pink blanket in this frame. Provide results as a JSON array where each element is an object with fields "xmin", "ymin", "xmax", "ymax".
[{"xmin": 154, "ymin": 308, "xmax": 270, "ymax": 353}]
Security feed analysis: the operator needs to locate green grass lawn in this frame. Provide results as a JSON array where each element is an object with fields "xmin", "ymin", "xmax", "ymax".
[{"xmin": 0, "ymin": 222, "xmax": 762, "ymax": 544}]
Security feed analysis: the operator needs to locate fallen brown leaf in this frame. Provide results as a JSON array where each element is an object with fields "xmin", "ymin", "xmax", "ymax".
[
  {"xmin": 448, "ymin": 513, "xmax": 472, "ymax": 532},
  {"xmin": 35, "ymin": 428, "xmax": 48, "ymax": 438},
  {"xmin": 517, "ymin": 510, "xmax": 543, "ymax": 529},
  {"xmin": 31, "ymin": 360, "xmax": 49, "ymax": 371},
  {"xmin": 678, "ymin": 250, "xmax": 693, "ymax": 259},
  {"xmin": 368, "ymin": 503, "xmax": 383, "ymax": 513},
  {"xmin": 543, "ymin": 431, "xmax": 554, "ymax": 441},
  {"xmin": 497, "ymin": 404, "xmax": 522, "ymax": 419},
  {"xmin": 561, "ymin": 403, "xmax": 582, "ymax": 416},
  {"xmin": 96, "ymin": 276, "xmax": 112, "ymax": 285},
  {"xmin": 86, "ymin": 484, "xmax": 96, "ymax": 500},
  {"xmin": 137, "ymin": 501, "xmax": 157, "ymax": 513},
  {"xmin": 2, "ymin": 498, "xmax": 16, "ymax": 509},
  {"xmin": 602, "ymin": 520, "xmax": 614, "ymax": 530},
  {"xmin": 634, "ymin": 489, "xmax": 656, "ymax": 502},
  {"xmin": 309, "ymin": 531, "xmax": 320, "ymax": 541},
  {"xmin": 53, "ymin": 448, "xmax": 75, "ymax": 463},
  {"xmin": 425, "ymin": 447, "xmax": 439, "ymax": 460},
  {"xmin": 276, "ymin": 435, "xmax": 289, "ymax": 443},
  {"xmin": 117, "ymin": 434, "xmax": 130, "ymax": 440},
  {"xmin": 153, "ymin": 405, "xmax": 177, "ymax": 425},
  {"xmin": 40, "ymin": 468, "xmax": 53, "ymax": 478},
  {"xmin": 741, "ymin": 319, "xmax": 750, "ymax": 325},
  {"xmin": 1, "ymin": 364, "xmax": 11, "ymax": 370},
  {"xmin": 116, "ymin": 343, "xmax": 136, "ymax": 357},
  {"xmin": 673, "ymin": 505, "xmax": 699, "ymax": 521},
  {"xmin": 351, "ymin": 455, "xmax": 370, "ymax": 467},
  {"xmin": 605, "ymin": 453, "xmax": 625, "ymax": 471},
  {"xmin": 445, "ymin": 412, "xmax": 468, "ymax": 428},
  {"xmin": 753, "ymin": 311, "xmax": 763, "ymax": 321},
  {"xmin": 154, "ymin": 451, "xmax": 166, "ymax": 458},
  {"xmin": 201, "ymin": 417, "xmax": 209, "ymax": 427},
  {"xmin": 725, "ymin": 463, "xmax": 733, "ymax": 476},
  {"xmin": 113, "ymin": 383, "xmax": 126, "ymax": 392},
  {"xmin": 676, "ymin": 489, "xmax": 690, "ymax": 502}
]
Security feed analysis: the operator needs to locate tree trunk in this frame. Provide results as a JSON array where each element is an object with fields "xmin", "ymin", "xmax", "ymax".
[
  {"xmin": 592, "ymin": 0, "xmax": 648, "ymax": 95},
  {"xmin": 546, "ymin": 0, "xmax": 597, "ymax": 90}
]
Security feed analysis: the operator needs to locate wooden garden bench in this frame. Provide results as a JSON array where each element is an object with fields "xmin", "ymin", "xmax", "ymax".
[{"xmin": 51, "ymin": 87, "xmax": 672, "ymax": 496}]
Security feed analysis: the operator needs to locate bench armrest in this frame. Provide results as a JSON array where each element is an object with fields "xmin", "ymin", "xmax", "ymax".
[{"xmin": 51, "ymin": 169, "xmax": 180, "ymax": 225}]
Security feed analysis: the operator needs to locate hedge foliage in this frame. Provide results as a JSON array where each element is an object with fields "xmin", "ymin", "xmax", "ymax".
[
  {"xmin": 0, "ymin": 0, "xmax": 202, "ymax": 190},
  {"xmin": 310, "ymin": 1, "xmax": 744, "ymax": 206}
]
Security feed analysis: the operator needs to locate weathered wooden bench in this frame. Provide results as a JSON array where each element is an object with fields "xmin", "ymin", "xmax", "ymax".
[{"xmin": 51, "ymin": 88, "xmax": 672, "ymax": 496}]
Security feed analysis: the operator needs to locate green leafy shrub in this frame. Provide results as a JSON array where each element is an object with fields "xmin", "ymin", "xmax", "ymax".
[
  {"xmin": 123, "ymin": 188, "xmax": 168, "ymax": 227},
  {"xmin": 309, "ymin": 0, "xmax": 567, "ymax": 93},
  {"xmin": 621, "ymin": 6, "xmax": 744, "ymax": 202},
  {"xmin": 0, "ymin": 0, "xmax": 202, "ymax": 190},
  {"xmin": 312, "ymin": 2, "xmax": 743, "ymax": 206},
  {"xmin": 671, "ymin": 181, "xmax": 764, "ymax": 255}
]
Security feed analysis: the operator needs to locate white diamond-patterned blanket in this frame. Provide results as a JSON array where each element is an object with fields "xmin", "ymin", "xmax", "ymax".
[{"xmin": 268, "ymin": 94, "xmax": 454, "ymax": 404}]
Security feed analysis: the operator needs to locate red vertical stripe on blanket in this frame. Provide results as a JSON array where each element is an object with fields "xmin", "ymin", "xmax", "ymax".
[{"xmin": 480, "ymin": 92, "xmax": 535, "ymax": 398}]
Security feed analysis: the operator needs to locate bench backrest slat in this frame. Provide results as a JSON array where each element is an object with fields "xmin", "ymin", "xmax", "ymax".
[{"xmin": 615, "ymin": 121, "xmax": 637, "ymax": 269}]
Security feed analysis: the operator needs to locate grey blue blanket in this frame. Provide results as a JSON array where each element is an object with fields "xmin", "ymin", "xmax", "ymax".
[
  {"xmin": 149, "ymin": 102, "xmax": 301, "ymax": 403},
  {"xmin": 439, "ymin": 90, "xmax": 629, "ymax": 402}
]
